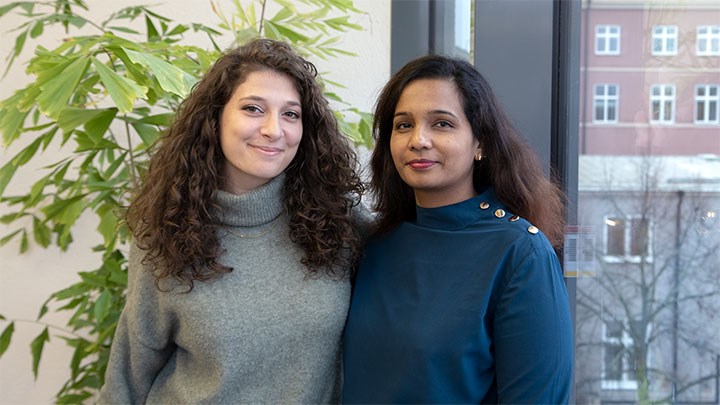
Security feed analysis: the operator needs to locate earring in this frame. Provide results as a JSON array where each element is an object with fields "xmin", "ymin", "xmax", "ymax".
[{"xmin": 474, "ymin": 151, "xmax": 483, "ymax": 161}]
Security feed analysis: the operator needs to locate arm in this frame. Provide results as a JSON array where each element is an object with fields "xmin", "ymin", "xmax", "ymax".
[
  {"xmin": 97, "ymin": 244, "xmax": 176, "ymax": 404},
  {"xmin": 493, "ymin": 240, "xmax": 574, "ymax": 404}
]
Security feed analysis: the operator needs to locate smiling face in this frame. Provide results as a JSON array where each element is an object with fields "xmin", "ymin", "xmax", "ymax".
[
  {"xmin": 219, "ymin": 69, "xmax": 303, "ymax": 194},
  {"xmin": 390, "ymin": 78, "xmax": 481, "ymax": 208}
]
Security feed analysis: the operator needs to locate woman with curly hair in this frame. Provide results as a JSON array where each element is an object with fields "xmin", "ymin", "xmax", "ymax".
[
  {"xmin": 343, "ymin": 55, "xmax": 573, "ymax": 404},
  {"xmin": 99, "ymin": 38, "xmax": 368, "ymax": 404}
]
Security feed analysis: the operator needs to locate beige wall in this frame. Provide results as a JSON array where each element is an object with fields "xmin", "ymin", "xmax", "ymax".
[{"xmin": 0, "ymin": 1, "xmax": 390, "ymax": 403}]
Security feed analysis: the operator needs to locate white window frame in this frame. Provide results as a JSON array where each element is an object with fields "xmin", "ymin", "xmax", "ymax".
[
  {"xmin": 651, "ymin": 25, "xmax": 678, "ymax": 56},
  {"xmin": 650, "ymin": 84, "xmax": 676, "ymax": 124},
  {"xmin": 593, "ymin": 84, "xmax": 619, "ymax": 124},
  {"xmin": 603, "ymin": 215, "xmax": 653, "ymax": 263},
  {"xmin": 595, "ymin": 25, "xmax": 621, "ymax": 55},
  {"xmin": 601, "ymin": 319, "xmax": 647, "ymax": 390},
  {"xmin": 697, "ymin": 25, "xmax": 720, "ymax": 56},
  {"xmin": 694, "ymin": 84, "xmax": 720, "ymax": 124}
]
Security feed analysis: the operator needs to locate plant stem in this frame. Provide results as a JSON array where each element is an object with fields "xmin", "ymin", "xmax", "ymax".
[
  {"xmin": 258, "ymin": 0, "xmax": 268, "ymax": 36},
  {"xmin": 124, "ymin": 116, "xmax": 139, "ymax": 191},
  {"xmin": 8, "ymin": 318, "xmax": 90, "ymax": 341}
]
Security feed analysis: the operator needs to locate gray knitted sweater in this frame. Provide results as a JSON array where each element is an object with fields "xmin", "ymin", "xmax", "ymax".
[{"xmin": 98, "ymin": 174, "xmax": 365, "ymax": 404}]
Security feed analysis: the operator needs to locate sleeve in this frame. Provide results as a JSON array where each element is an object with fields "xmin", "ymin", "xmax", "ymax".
[
  {"xmin": 97, "ymin": 243, "xmax": 176, "ymax": 404},
  {"xmin": 492, "ymin": 239, "xmax": 574, "ymax": 404}
]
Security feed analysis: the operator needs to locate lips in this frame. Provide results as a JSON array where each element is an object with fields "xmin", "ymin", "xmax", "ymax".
[
  {"xmin": 250, "ymin": 144, "xmax": 284, "ymax": 155},
  {"xmin": 407, "ymin": 159, "xmax": 437, "ymax": 169}
]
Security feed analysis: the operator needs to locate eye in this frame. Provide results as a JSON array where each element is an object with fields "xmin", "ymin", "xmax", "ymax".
[
  {"xmin": 434, "ymin": 120, "xmax": 454, "ymax": 129},
  {"xmin": 242, "ymin": 105, "xmax": 264, "ymax": 114},
  {"xmin": 283, "ymin": 110, "xmax": 301, "ymax": 120},
  {"xmin": 394, "ymin": 122, "xmax": 412, "ymax": 131}
]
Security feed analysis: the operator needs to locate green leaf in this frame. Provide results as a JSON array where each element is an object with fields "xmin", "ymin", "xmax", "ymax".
[
  {"xmin": 97, "ymin": 208, "xmax": 118, "ymax": 245},
  {"xmin": 30, "ymin": 327, "xmax": 50, "ymax": 379},
  {"xmin": 137, "ymin": 112, "xmax": 175, "ymax": 126},
  {"xmin": 94, "ymin": 290, "xmax": 111, "ymax": 323},
  {"xmin": 0, "ymin": 107, "xmax": 30, "ymax": 146},
  {"xmin": 29, "ymin": 21, "xmax": 44, "ymax": 38},
  {"xmin": 0, "ymin": 159, "xmax": 20, "ymax": 197},
  {"xmin": 0, "ymin": 3, "xmax": 28, "ymax": 17},
  {"xmin": 0, "ymin": 229, "xmax": 22, "ymax": 247},
  {"xmin": 145, "ymin": 15, "xmax": 160, "ymax": 42},
  {"xmin": 37, "ymin": 57, "xmax": 90, "ymax": 120},
  {"xmin": 32, "ymin": 217, "xmax": 52, "ymax": 248},
  {"xmin": 91, "ymin": 57, "xmax": 148, "ymax": 114},
  {"xmin": 19, "ymin": 230, "xmax": 28, "ymax": 253},
  {"xmin": 264, "ymin": 20, "xmax": 309, "ymax": 43},
  {"xmin": 130, "ymin": 122, "xmax": 159, "ymax": 147},
  {"xmin": 0, "ymin": 322, "xmax": 14, "ymax": 358},
  {"xmin": 57, "ymin": 108, "xmax": 117, "ymax": 137},
  {"xmin": 124, "ymin": 49, "xmax": 188, "ymax": 97}
]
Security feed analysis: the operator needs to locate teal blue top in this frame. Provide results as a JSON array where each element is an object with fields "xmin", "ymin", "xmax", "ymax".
[{"xmin": 343, "ymin": 189, "xmax": 573, "ymax": 404}]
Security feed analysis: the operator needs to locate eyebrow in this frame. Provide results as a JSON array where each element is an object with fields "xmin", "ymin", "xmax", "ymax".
[
  {"xmin": 393, "ymin": 109, "xmax": 458, "ymax": 119},
  {"xmin": 239, "ymin": 95, "xmax": 302, "ymax": 108}
]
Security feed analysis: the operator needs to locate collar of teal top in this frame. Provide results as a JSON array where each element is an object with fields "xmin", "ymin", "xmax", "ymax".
[{"xmin": 414, "ymin": 187, "xmax": 501, "ymax": 231}]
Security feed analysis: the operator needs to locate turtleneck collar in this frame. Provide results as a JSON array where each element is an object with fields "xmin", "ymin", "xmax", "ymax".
[
  {"xmin": 212, "ymin": 173, "xmax": 285, "ymax": 227},
  {"xmin": 414, "ymin": 187, "xmax": 500, "ymax": 231}
]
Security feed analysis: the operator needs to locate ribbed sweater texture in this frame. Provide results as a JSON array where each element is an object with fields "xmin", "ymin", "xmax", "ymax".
[{"xmin": 98, "ymin": 174, "xmax": 352, "ymax": 404}]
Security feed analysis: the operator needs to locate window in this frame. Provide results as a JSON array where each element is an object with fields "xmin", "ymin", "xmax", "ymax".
[
  {"xmin": 652, "ymin": 25, "xmax": 677, "ymax": 55},
  {"xmin": 695, "ymin": 85, "xmax": 719, "ymax": 124},
  {"xmin": 604, "ymin": 216, "xmax": 651, "ymax": 262},
  {"xmin": 596, "ymin": 25, "xmax": 621, "ymax": 55},
  {"xmin": 697, "ymin": 26, "xmax": 720, "ymax": 56},
  {"xmin": 650, "ymin": 84, "xmax": 675, "ymax": 124},
  {"xmin": 602, "ymin": 320, "xmax": 641, "ymax": 390},
  {"xmin": 593, "ymin": 84, "xmax": 619, "ymax": 123}
]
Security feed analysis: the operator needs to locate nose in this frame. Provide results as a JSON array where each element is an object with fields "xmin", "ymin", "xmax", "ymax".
[
  {"xmin": 260, "ymin": 114, "xmax": 283, "ymax": 140},
  {"xmin": 408, "ymin": 126, "xmax": 431, "ymax": 150}
]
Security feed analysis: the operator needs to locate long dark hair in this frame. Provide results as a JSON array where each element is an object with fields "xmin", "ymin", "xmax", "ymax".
[
  {"xmin": 126, "ymin": 39, "xmax": 364, "ymax": 290},
  {"xmin": 370, "ymin": 55, "xmax": 564, "ymax": 247}
]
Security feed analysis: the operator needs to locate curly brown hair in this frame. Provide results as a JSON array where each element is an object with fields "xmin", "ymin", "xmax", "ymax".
[
  {"xmin": 126, "ymin": 39, "xmax": 365, "ymax": 290},
  {"xmin": 370, "ymin": 55, "xmax": 565, "ymax": 248}
]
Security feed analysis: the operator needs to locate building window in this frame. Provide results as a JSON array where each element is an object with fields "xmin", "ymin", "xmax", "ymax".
[
  {"xmin": 650, "ymin": 84, "xmax": 675, "ymax": 124},
  {"xmin": 697, "ymin": 26, "xmax": 720, "ymax": 56},
  {"xmin": 602, "ymin": 320, "xmax": 641, "ymax": 390},
  {"xmin": 652, "ymin": 25, "xmax": 677, "ymax": 55},
  {"xmin": 595, "ymin": 25, "xmax": 621, "ymax": 55},
  {"xmin": 593, "ymin": 84, "xmax": 619, "ymax": 123},
  {"xmin": 604, "ymin": 216, "xmax": 651, "ymax": 262},
  {"xmin": 695, "ymin": 85, "xmax": 719, "ymax": 124}
]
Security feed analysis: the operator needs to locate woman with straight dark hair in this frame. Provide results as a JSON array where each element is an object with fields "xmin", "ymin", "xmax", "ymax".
[
  {"xmin": 343, "ymin": 55, "xmax": 573, "ymax": 404},
  {"xmin": 99, "ymin": 38, "xmax": 368, "ymax": 403}
]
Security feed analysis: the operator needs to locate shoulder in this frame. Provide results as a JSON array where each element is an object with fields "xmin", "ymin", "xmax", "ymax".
[
  {"xmin": 475, "ymin": 193, "xmax": 552, "ymax": 251},
  {"xmin": 350, "ymin": 199, "xmax": 376, "ymax": 240}
]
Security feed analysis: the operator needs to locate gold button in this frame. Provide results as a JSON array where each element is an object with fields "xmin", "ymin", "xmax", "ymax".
[
  {"xmin": 494, "ymin": 209, "xmax": 505, "ymax": 218},
  {"xmin": 479, "ymin": 202, "xmax": 490, "ymax": 210},
  {"xmin": 527, "ymin": 225, "xmax": 539, "ymax": 234},
  {"xmin": 509, "ymin": 215, "xmax": 520, "ymax": 222}
]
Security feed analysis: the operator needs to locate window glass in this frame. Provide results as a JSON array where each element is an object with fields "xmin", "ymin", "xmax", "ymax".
[
  {"xmin": 652, "ymin": 25, "xmax": 678, "ymax": 55},
  {"xmin": 576, "ymin": 1, "xmax": 720, "ymax": 404},
  {"xmin": 595, "ymin": 24, "xmax": 621, "ymax": 55}
]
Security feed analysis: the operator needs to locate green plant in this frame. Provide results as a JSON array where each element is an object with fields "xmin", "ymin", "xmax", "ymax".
[{"xmin": 0, "ymin": 0, "xmax": 371, "ymax": 402}]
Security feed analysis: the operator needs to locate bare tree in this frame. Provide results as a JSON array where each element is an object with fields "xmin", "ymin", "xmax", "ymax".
[{"xmin": 574, "ymin": 156, "xmax": 720, "ymax": 404}]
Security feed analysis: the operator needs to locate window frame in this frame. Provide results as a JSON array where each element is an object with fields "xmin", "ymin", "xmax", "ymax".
[
  {"xmin": 651, "ymin": 25, "xmax": 678, "ymax": 56},
  {"xmin": 650, "ymin": 84, "xmax": 676, "ymax": 124},
  {"xmin": 603, "ymin": 215, "xmax": 653, "ymax": 263},
  {"xmin": 595, "ymin": 24, "xmax": 621, "ymax": 55},
  {"xmin": 694, "ymin": 84, "xmax": 720, "ymax": 125},
  {"xmin": 593, "ymin": 83, "xmax": 619, "ymax": 124},
  {"xmin": 697, "ymin": 25, "xmax": 720, "ymax": 56}
]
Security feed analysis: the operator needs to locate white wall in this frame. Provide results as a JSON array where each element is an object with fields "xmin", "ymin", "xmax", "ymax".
[{"xmin": 0, "ymin": 1, "xmax": 390, "ymax": 403}]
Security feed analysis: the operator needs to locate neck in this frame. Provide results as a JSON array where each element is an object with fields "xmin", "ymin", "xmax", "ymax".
[{"xmin": 414, "ymin": 188, "xmax": 477, "ymax": 208}]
